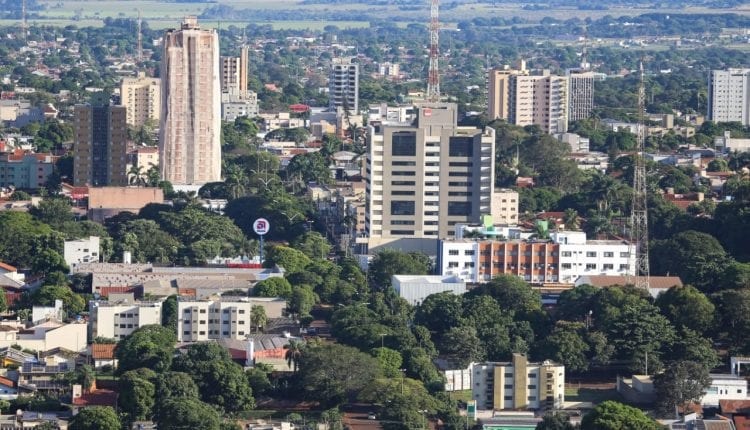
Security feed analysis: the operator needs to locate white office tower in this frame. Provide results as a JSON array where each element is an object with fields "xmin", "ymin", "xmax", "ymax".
[
  {"xmin": 708, "ymin": 68, "xmax": 750, "ymax": 125},
  {"xmin": 366, "ymin": 103, "xmax": 496, "ymax": 242},
  {"xmin": 329, "ymin": 58, "xmax": 359, "ymax": 114}
]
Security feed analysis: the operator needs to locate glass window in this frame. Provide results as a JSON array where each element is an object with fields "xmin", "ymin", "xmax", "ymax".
[
  {"xmin": 391, "ymin": 201, "xmax": 415, "ymax": 216},
  {"xmin": 449, "ymin": 136, "xmax": 474, "ymax": 157},
  {"xmin": 391, "ymin": 131, "xmax": 417, "ymax": 156},
  {"xmin": 448, "ymin": 202, "xmax": 472, "ymax": 216}
]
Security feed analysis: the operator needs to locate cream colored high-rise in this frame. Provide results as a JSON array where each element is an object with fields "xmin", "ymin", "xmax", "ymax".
[
  {"xmin": 159, "ymin": 17, "xmax": 221, "ymax": 186},
  {"xmin": 120, "ymin": 72, "xmax": 161, "ymax": 127},
  {"xmin": 487, "ymin": 67, "xmax": 527, "ymax": 120},
  {"xmin": 509, "ymin": 73, "xmax": 569, "ymax": 134},
  {"xmin": 221, "ymin": 46, "xmax": 249, "ymax": 95}
]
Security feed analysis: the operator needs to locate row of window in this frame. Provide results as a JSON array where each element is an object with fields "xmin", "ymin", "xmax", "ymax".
[
  {"xmin": 184, "ymin": 320, "xmax": 246, "ymax": 325},
  {"xmin": 183, "ymin": 308, "xmax": 246, "ymax": 314},
  {"xmin": 561, "ymin": 251, "xmax": 627, "ymax": 258},
  {"xmin": 183, "ymin": 330, "xmax": 245, "ymax": 336}
]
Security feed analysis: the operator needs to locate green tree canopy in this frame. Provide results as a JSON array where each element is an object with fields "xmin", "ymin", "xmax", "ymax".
[
  {"xmin": 580, "ymin": 401, "xmax": 661, "ymax": 430},
  {"xmin": 116, "ymin": 325, "xmax": 176, "ymax": 374},
  {"xmin": 119, "ymin": 368, "xmax": 156, "ymax": 422},
  {"xmin": 253, "ymin": 277, "xmax": 293, "ymax": 298},
  {"xmin": 68, "ymin": 406, "xmax": 121, "ymax": 430},
  {"xmin": 368, "ymin": 249, "xmax": 430, "ymax": 289},
  {"xmin": 654, "ymin": 361, "xmax": 711, "ymax": 417},
  {"xmin": 651, "ymin": 230, "xmax": 732, "ymax": 292},
  {"xmin": 297, "ymin": 343, "xmax": 382, "ymax": 406},
  {"xmin": 155, "ymin": 398, "xmax": 221, "ymax": 430},
  {"xmin": 655, "ymin": 285, "xmax": 714, "ymax": 334},
  {"xmin": 264, "ymin": 246, "xmax": 311, "ymax": 273},
  {"xmin": 172, "ymin": 342, "xmax": 255, "ymax": 412}
]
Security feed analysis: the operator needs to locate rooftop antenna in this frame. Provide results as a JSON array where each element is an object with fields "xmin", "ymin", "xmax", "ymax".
[
  {"xmin": 581, "ymin": 25, "xmax": 589, "ymax": 70},
  {"xmin": 628, "ymin": 59, "xmax": 650, "ymax": 290},
  {"xmin": 426, "ymin": 0, "xmax": 440, "ymax": 102},
  {"xmin": 136, "ymin": 9, "xmax": 143, "ymax": 62}
]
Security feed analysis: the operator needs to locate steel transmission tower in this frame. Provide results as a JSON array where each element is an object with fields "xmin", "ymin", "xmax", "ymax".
[
  {"xmin": 21, "ymin": 0, "xmax": 27, "ymax": 44},
  {"xmin": 136, "ymin": 10, "xmax": 143, "ymax": 62},
  {"xmin": 426, "ymin": 0, "xmax": 440, "ymax": 102},
  {"xmin": 629, "ymin": 60, "xmax": 650, "ymax": 289}
]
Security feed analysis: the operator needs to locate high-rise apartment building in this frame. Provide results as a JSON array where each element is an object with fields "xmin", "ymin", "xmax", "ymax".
[
  {"xmin": 120, "ymin": 72, "xmax": 161, "ymax": 127},
  {"xmin": 472, "ymin": 354, "xmax": 565, "ymax": 411},
  {"xmin": 366, "ymin": 103, "xmax": 496, "ymax": 240},
  {"xmin": 567, "ymin": 69, "xmax": 595, "ymax": 122},
  {"xmin": 220, "ymin": 46, "xmax": 249, "ymax": 95},
  {"xmin": 708, "ymin": 68, "xmax": 750, "ymax": 125},
  {"xmin": 509, "ymin": 73, "xmax": 569, "ymax": 134},
  {"xmin": 73, "ymin": 94, "xmax": 128, "ymax": 187},
  {"xmin": 488, "ymin": 65, "xmax": 569, "ymax": 134},
  {"xmin": 487, "ymin": 66, "xmax": 528, "ymax": 120},
  {"xmin": 329, "ymin": 57, "xmax": 359, "ymax": 114},
  {"xmin": 159, "ymin": 17, "xmax": 221, "ymax": 186}
]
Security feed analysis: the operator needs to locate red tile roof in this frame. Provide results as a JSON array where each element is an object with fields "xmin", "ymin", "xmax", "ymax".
[
  {"xmin": 735, "ymin": 416, "xmax": 750, "ymax": 430},
  {"xmin": 721, "ymin": 399, "xmax": 750, "ymax": 415},
  {"xmin": 0, "ymin": 375, "xmax": 15, "ymax": 387},
  {"xmin": 72, "ymin": 389, "xmax": 118, "ymax": 407},
  {"xmin": 91, "ymin": 344, "xmax": 116, "ymax": 360},
  {"xmin": 0, "ymin": 262, "xmax": 17, "ymax": 272}
]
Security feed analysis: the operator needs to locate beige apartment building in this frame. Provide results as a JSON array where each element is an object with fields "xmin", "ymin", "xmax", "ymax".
[
  {"xmin": 366, "ymin": 102, "xmax": 496, "ymax": 241},
  {"xmin": 159, "ymin": 16, "xmax": 221, "ymax": 186},
  {"xmin": 120, "ymin": 72, "xmax": 161, "ymax": 127},
  {"xmin": 177, "ymin": 298, "xmax": 254, "ymax": 342},
  {"xmin": 472, "ymin": 354, "xmax": 565, "ymax": 411},
  {"xmin": 487, "ymin": 66, "xmax": 528, "ymax": 120},
  {"xmin": 73, "ymin": 95, "xmax": 128, "ymax": 187},
  {"xmin": 509, "ymin": 73, "xmax": 569, "ymax": 134},
  {"xmin": 221, "ymin": 46, "xmax": 249, "ymax": 95},
  {"xmin": 89, "ymin": 295, "xmax": 164, "ymax": 341}
]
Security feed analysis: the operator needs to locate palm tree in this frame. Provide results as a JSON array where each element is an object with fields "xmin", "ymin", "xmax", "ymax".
[
  {"xmin": 251, "ymin": 305, "xmax": 267, "ymax": 333},
  {"xmin": 563, "ymin": 208, "xmax": 581, "ymax": 230},
  {"xmin": 284, "ymin": 339, "xmax": 303, "ymax": 373},
  {"xmin": 128, "ymin": 165, "xmax": 145, "ymax": 187},
  {"xmin": 146, "ymin": 165, "xmax": 161, "ymax": 187},
  {"xmin": 225, "ymin": 166, "xmax": 248, "ymax": 200}
]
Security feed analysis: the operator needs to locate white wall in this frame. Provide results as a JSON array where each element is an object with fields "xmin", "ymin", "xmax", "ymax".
[
  {"xmin": 392, "ymin": 276, "xmax": 467, "ymax": 305},
  {"xmin": 63, "ymin": 236, "xmax": 100, "ymax": 267}
]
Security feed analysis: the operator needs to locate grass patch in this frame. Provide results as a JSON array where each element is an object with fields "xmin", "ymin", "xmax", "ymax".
[
  {"xmin": 565, "ymin": 387, "xmax": 621, "ymax": 404},
  {"xmin": 449, "ymin": 390, "xmax": 473, "ymax": 403}
]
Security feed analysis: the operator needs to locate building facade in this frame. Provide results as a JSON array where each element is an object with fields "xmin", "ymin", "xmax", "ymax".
[
  {"xmin": 509, "ymin": 73, "xmax": 569, "ymax": 134},
  {"xmin": 391, "ymin": 275, "xmax": 467, "ymax": 306},
  {"xmin": 119, "ymin": 72, "xmax": 161, "ymax": 127},
  {"xmin": 708, "ymin": 68, "xmax": 750, "ymax": 125},
  {"xmin": 472, "ymin": 354, "xmax": 565, "ymax": 410},
  {"xmin": 221, "ymin": 91, "xmax": 259, "ymax": 122},
  {"xmin": 63, "ymin": 236, "xmax": 101, "ymax": 267},
  {"xmin": 490, "ymin": 189, "xmax": 519, "ymax": 225},
  {"xmin": 329, "ymin": 57, "xmax": 359, "ymax": 114},
  {"xmin": 0, "ymin": 151, "xmax": 56, "ymax": 189},
  {"xmin": 159, "ymin": 17, "xmax": 222, "ymax": 186},
  {"xmin": 366, "ymin": 103, "xmax": 496, "ymax": 240},
  {"xmin": 220, "ymin": 46, "xmax": 249, "ymax": 95},
  {"xmin": 438, "ymin": 231, "xmax": 633, "ymax": 284},
  {"xmin": 177, "ymin": 298, "xmax": 254, "ymax": 342},
  {"xmin": 89, "ymin": 297, "xmax": 164, "ymax": 340},
  {"xmin": 567, "ymin": 70, "xmax": 595, "ymax": 122},
  {"xmin": 487, "ymin": 67, "xmax": 527, "ymax": 120},
  {"xmin": 73, "ymin": 97, "xmax": 128, "ymax": 187}
]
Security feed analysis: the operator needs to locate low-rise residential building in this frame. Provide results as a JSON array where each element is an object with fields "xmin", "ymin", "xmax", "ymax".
[
  {"xmin": 391, "ymin": 275, "xmax": 467, "ymax": 306},
  {"xmin": 63, "ymin": 236, "xmax": 101, "ymax": 267},
  {"xmin": 89, "ymin": 343, "xmax": 118, "ymax": 370},
  {"xmin": 31, "ymin": 300, "xmax": 64, "ymax": 325},
  {"xmin": 439, "ymin": 231, "xmax": 634, "ymax": 284},
  {"xmin": 177, "ymin": 297, "xmax": 254, "ymax": 342},
  {"xmin": 491, "ymin": 189, "xmax": 519, "ymax": 225},
  {"xmin": 221, "ymin": 91, "xmax": 259, "ymax": 122},
  {"xmin": 0, "ymin": 150, "xmax": 57, "ymax": 190},
  {"xmin": 703, "ymin": 374, "xmax": 748, "ymax": 407},
  {"xmin": 18, "ymin": 350, "xmax": 78, "ymax": 393},
  {"xmin": 472, "ymin": 354, "xmax": 565, "ymax": 411},
  {"xmin": 0, "ymin": 321, "xmax": 87, "ymax": 352},
  {"xmin": 89, "ymin": 294, "xmax": 164, "ymax": 340},
  {"xmin": 715, "ymin": 130, "xmax": 750, "ymax": 153}
]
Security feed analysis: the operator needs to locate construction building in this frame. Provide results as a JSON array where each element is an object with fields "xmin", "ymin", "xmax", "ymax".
[
  {"xmin": 159, "ymin": 16, "xmax": 222, "ymax": 186},
  {"xmin": 329, "ymin": 57, "xmax": 359, "ymax": 114}
]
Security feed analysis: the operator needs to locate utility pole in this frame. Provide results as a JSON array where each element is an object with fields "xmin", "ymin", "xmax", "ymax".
[
  {"xmin": 628, "ymin": 59, "xmax": 650, "ymax": 290},
  {"xmin": 426, "ymin": 0, "xmax": 440, "ymax": 102}
]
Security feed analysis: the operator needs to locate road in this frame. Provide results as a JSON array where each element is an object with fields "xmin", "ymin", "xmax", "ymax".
[{"xmin": 342, "ymin": 404, "xmax": 381, "ymax": 430}]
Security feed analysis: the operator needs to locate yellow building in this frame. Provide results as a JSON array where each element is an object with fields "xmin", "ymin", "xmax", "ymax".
[
  {"xmin": 472, "ymin": 354, "xmax": 565, "ymax": 411},
  {"xmin": 120, "ymin": 72, "xmax": 161, "ymax": 127}
]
